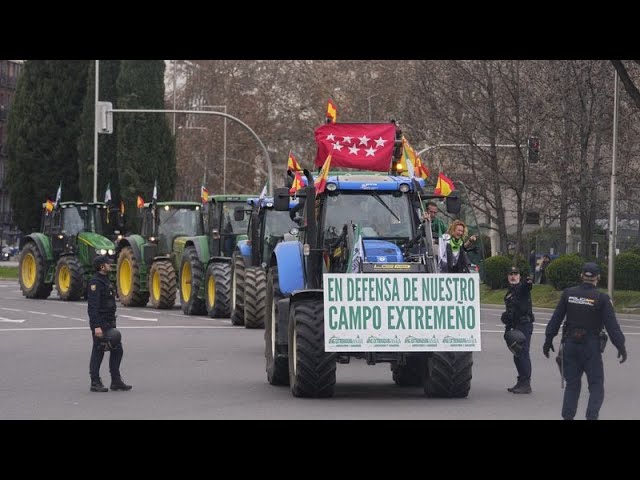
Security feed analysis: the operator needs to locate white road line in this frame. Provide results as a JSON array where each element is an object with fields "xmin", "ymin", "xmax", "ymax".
[
  {"xmin": 51, "ymin": 314, "xmax": 68, "ymax": 319},
  {"xmin": 118, "ymin": 315, "xmax": 158, "ymax": 322},
  {"xmin": 1, "ymin": 307, "xmax": 21, "ymax": 312},
  {"xmin": 0, "ymin": 325, "xmax": 240, "ymax": 332},
  {"xmin": 0, "ymin": 317, "xmax": 25, "ymax": 323},
  {"xmin": 27, "ymin": 311, "xmax": 47, "ymax": 315}
]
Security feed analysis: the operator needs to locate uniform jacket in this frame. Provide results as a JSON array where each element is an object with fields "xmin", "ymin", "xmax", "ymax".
[{"xmin": 87, "ymin": 273, "xmax": 117, "ymax": 329}]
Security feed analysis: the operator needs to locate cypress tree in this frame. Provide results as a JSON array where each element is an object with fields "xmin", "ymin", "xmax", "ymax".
[
  {"xmin": 77, "ymin": 60, "xmax": 121, "ymax": 202},
  {"xmin": 116, "ymin": 60, "xmax": 176, "ymax": 225},
  {"xmin": 6, "ymin": 60, "xmax": 90, "ymax": 234}
]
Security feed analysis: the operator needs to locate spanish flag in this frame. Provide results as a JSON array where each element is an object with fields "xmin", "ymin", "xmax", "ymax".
[
  {"xmin": 400, "ymin": 136, "xmax": 429, "ymax": 180},
  {"xmin": 137, "ymin": 195, "xmax": 145, "ymax": 209},
  {"xmin": 287, "ymin": 151, "xmax": 302, "ymax": 172},
  {"xmin": 201, "ymin": 185, "xmax": 210, "ymax": 204},
  {"xmin": 326, "ymin": 99, "xmax": 337, "ymax": 124},
  {"xmin": 45, "ymin": 199, "xmax": 54, "ymax": 212},
  {"xmin": 434, "ymin": 172, "xmax": 455, "ymax": 196},
  {"xmin": 314, "ymin": 154, "xmax": 332, "ymax": 194},
  {"xmin": 289, "ymin": 170, "xmax": 304, "ymax": 195}
]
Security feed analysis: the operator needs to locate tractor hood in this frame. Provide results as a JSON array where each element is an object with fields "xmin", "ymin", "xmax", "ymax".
[
  {"xmin": 78, "ymin": 232, "xmax": 116, "ymax": 250},
  {"xmin": 362, "ymin": 240, "xmax": 403, "ymax": 263}
]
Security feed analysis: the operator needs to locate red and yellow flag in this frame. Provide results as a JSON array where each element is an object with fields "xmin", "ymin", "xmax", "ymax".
[
  {"xmin": 201, "ymin": 186, "xmax": 210, "ymax": 204},
  {"xmin": 289, "ymin": 171, "xmax": 304, "ymax": 195},
  {"xmin": 400, "ymin": 136, "xmax": 429, "ymax": 180},
  {"xmin": 136, "ymin": 195, "xmax": 145, "ymax": 208},
  {"xmin": 287, "ymin": 151, "xmax": 302, "ymax": 172},
  {"xmin": 326, "ymin": 99, "xmax": 337, "ymax": 123},
  {"xmin": 45, "ymin": 199, "xmax": 54, "ymax": 212},
  {"xmin": 434, "ymin": 173, "xmax": 455, "ymax": 196},
  {"xmin": 314, "ymin": 154, "xmax": 332, "ymax": 194}
]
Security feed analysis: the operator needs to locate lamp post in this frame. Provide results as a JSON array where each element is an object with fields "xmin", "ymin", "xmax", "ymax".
[
  {"xmin": 202, "ymin": 105, "xmax": 227, "ymax": 194},
  {"xmin": 608, "ymin": 69, "xmax": 620, "ymax": 298},
  {"xmin": 367, "ymin": 93, "xmax": 380, "ymax": 122}
]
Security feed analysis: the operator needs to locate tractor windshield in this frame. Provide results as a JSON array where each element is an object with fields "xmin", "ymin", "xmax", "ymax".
[
  {"xmin": 62, "ymin": 205, "xmax": 105, "ymax": 236},
  {"xmin": 323, "ymin": 192, "xmax": 413, "ymax": 240},
  {"xmin": 221, "ymin": 202, "xmax": 250, "ymax": 235},
  {"xmin": 263, "ymin": 210, "xmax": 298, "ymax": 262},
  {"xmin": 158, "ymin": 207, "xmax": 204, "ymax": 237}
]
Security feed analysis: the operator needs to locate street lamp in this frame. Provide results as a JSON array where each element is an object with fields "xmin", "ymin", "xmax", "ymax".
[
  {"xmin": 201, "ymin": 105, "xmax": 227, "ymax": 195},
  {"xmin": 367, "ymin": 93, "xmax": 380, "ymax": 122},
  {"xmin": 608, "ymin": 69, "xmax": 620, "ymax": 298}
]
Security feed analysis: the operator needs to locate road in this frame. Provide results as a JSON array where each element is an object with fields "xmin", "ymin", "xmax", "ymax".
[{"xmin": 1, "ymin": 279, "xmax": 638, "ymax": 420}]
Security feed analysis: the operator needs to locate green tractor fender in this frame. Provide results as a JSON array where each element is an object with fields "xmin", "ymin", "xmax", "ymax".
[
  {"xmin": 118, "ymin": 235, "xmax": 146, "ymax": 264},
  {"xmin": 20, "ymin": 233, "xmax": 54, "ymax": 263},
  {"xmin": 183, "ymin": 236, "xmax": 210, "ymax": 264}
]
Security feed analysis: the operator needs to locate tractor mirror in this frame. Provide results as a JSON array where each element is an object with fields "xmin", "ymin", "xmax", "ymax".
[
  {"xmin": 446, "ymin": 195, "xmax": 461, "ymax": 215},
  {"xmin": 234, "ymin": 207, "xmax": 245, "ymax": 222},
  {"xmin": 273, "ymin": 187, "xmax": 290, "ymax": 211},
  {"xmin": 211, "ymin": 229, "xmax": 221, "ymax": 240}
]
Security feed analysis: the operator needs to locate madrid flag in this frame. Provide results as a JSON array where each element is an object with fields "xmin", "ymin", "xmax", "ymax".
[{"xmin": 314, "ymin": 123, "xmax": 395, "ymax": 172}]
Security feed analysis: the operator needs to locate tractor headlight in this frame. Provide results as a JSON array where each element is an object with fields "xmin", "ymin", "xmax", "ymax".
[
  {"xmin": 96, "ymin": 249, "xmax": 108, "ymax": 255},
  {"xmin": 326, "ymin": 182, "xmax": 337, "ymax": 192},
  {"xmin": 399, "ymin": 183, "xmax": 410, "ymax": 193},
  {"xmin": 108, "ymin": 249, "xmax": 115, "ymax": 256}
]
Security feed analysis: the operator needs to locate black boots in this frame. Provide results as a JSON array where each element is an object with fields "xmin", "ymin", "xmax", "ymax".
[
  {"xmin": 110, "ymin": 377, "xmax": 132, "ymax": 391},
  {"xmin": 90, "ymin": 378, "xmax": 109, "ymax": 392},
  {"xmin": 507, "ymin": 381, "xmax": 532, "ymax": 394}
]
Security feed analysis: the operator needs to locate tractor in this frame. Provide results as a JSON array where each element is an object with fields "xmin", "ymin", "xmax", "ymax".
[
  {"xmin": 19, "ymin": 202, "xmax": 116, "ymax": 301},
  {"xmin": 116, "ymin": 201, "xmax": 204, "ymax": 309},
  {"xmin": 229, "ymin": 196, "xmax": 299, "ymax": 328},
  {"xmin": 264, "ymin": 168, "xmax": 480, "ymax": 398}
]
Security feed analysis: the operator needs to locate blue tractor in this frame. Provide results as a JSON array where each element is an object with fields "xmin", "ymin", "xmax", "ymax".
[
  {"xmin": 230, "ymin": 196, "xmax": 299, "ymax": 328},
  {"xmin": 265, "ymin": 170, "xmax": 476, "ymax": 398}
]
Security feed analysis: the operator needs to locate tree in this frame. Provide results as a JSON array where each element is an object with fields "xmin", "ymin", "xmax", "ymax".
[
  {"xmin": 116, "ymin": 60, "xmax": 175, "ymax": 225},
  {"xmin": 77, "ymin": 60, "xmax": 121, "ymax": 202},
  {"xmin": 6, "ymin": 60, "xmax": 89, "ymax": 234}
]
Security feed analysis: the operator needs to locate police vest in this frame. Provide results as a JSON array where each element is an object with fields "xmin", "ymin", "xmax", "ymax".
[{"xmin": 564, "ymin": 284, "xmax": 601, "ymax": 334}]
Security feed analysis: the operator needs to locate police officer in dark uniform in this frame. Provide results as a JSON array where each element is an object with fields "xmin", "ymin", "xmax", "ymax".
[
  {"xmin": 543, "ymin": 262, "xmax": 626, "ymax": 420},
  {"xmin": 502, "ymin": 266, "xmax": 534, "ymax": 394},
  {"xmin": 88, "ymin": 255, "xmax": 132, "ymax": 392}
]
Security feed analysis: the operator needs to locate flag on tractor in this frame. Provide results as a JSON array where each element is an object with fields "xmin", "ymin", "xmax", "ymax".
[
  {"xmin": 401, "ymin": 136, "xmax": 429, "ymax": 180},
  {"xmin": 348, "ymin": 224, "xmax": 364, "ymax": 273},
  {"xmin": 434, "ymin": 172, "xmax": 455, "ymax": 196},
  {"xmin": 258, "ymin": 182, "xmax": 268, "ymax": 201},
  {"xmin": 104, "ymin": 183, "xmax": 112, "ymax": 204},
  {"xmin": 289, "ymin": 170, "xmax": 304, "ymax": 195},
  {"xmin": 137, "ymin": 195, "xmax": 145, "ymax": 208},
  {"xmin": 314, "ymin": 154, "xmax": 332, "ymax": 194},
  {"xmin": 326, "ymin": 99, "xmax": 337, "ymax": 123},
  {"xmin": 287, "ymin": 151, "xmax": 302, "ymax": 172},
  {"xmin": 120, "ymin": 200, "xmax": 125, "ymax": 215},
  {"xmin": 152, "ymin": 179, "xmax": 158, "ymax": 202},
  {"xmin": 314, "ymin": 123, "xmax": 395, "ymax": 172},
  {"xmin": 54, "ymin": 182, "xmax": 62, "ymax": 208},
  {"xmin": 201, "ymin": 185, "xmax": 210, "ymax": 204},
  {"xmin": 45, "ymin": 199, "xmax": 54, "ymax": 212}
]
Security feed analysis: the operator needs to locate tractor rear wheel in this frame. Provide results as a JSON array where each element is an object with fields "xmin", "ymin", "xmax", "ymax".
[
  {"xmin": 180, "ymin": 246, "xmax": 206, "ymax": 315},
  {"xmin": 55, "ymin": 255, "xmax": 84, "ymax": 301},
  {"xmin": 243, "ymin": 266, "xmax": 266, "ymax": 329},
  {"xmin": 149, "ymin": 260, "xmax": 177, "ymax": 309},
  {"xmin": 424, "ymin": 352, "xmax": 473, "ymax": 398},
  {"xmin": 230, "ymin": 252, "xmax": 245, "ymax": 325},
  {"xmin": 19, "ymin": 242, "xmax": 52, "ymax": 299},
  {"xmin": 288, "ymin": 297, "xmax": 336, "ymax": 398},
  {"xmin": 205, "ymin": 262, "xmax": 231, "ymax": 318},
  {"xmin": 117, "ymin": 246, "xmax": 149, "ymax": 307}
]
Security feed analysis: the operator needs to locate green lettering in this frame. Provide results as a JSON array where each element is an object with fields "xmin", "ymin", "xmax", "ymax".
[
  {"xmin": 434, "ymin": 306, "xmax": 446, "ymax": 329},
  {"xmin": 455, "ymin": 305, "xmax": 466, "ymax": 329},
  {"xmin": 392, "ymin": 278, "xmax": 399, "ymax": 301},
  {"xmin": 347, "ymin": 278, "xmax": 354, "ymax": 302},
  {"xmin": 415, "ymin": 305, "xmax": 424, "ymax": 329},
  {"xmin": 425, "ymin": 305, "xmax": 433, "ymax": 329},
  {"xmin": 396, "ymin": 306, "xmax": 406, "ymax": 330},
  {"xmin": 339, "ymin": 307, "xmax": 349, "ymax": 329},
  {"xmin": 445, "ymin": 277, "xmax": 453, "ymax": 301},
  {"xmin": 348, "ymin": 306, "xmax": 362, "ymax": 330},
  {"xmin": 466, "ymin": 306, "xmax": 476, "ymax": 328},
  {"xmin": 329, "ymin": 306, "xmax": 338, "ymax": 329},
  {"xmin": 403, "ymin": 278, "xmax": 412, "ymax": 301},
  {"xmin": 468, "ymin": 277, "xmax": 476, "ymax": 301},
  {"xmin": 373, "ymin": 307, "xmax": 382, "ymax": 329},
  {"xmin": 459, "ymin": 277, "xmax": 467, "ymax": 301},
  {"xmin": 447, "ymin": 306, "xmax": 455, "ymax": 329},
  {"xmin": 411, "ymin": 277, "xmax": 418, "ymax": 301}
]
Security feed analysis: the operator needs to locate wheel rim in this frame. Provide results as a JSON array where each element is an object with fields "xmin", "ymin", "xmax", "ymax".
[
  {"xmin": 181, "ymin": 262, "xmax": 192, "ymax": 302},
  {"xmin": 119, "ymin": 258, "xmax": 132, "ymax": 296},
  {"xmin": 58, "ymin": 263, "xmax": 70, "ymax": 293},
  {"xmin": 152, "ymin": 268, "xmax": 161, "ymax": 302},
  {"xmin": 21, "ymin": 252, "xmax": 37, "ymax": 289},
  {"xmin": 207, "ymin": 274, "xmax": 215, "ymax": 309}
]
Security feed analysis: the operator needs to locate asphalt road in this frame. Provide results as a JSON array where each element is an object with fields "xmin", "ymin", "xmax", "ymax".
[{"xmin": 1, "ymin": 279, "xmax": 638, "ymax": 420}]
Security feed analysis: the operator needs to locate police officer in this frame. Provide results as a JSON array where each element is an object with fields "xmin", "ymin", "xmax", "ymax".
[
  {"xmin": 88, "ymin": 255, "xmax": 132, "ymax": 392},
  {"xmin": 543, "ymin": 262, "xmax": 626, "ymax": 420},
  {"xmin": 502, "ymin": 266, "xmax": 534, "ymax": 394}
]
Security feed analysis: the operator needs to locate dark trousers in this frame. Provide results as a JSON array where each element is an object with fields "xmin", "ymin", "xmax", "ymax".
[
  {"xmin": 561, "ymin": 337, "xmax": 604, "ymax": 420},
  {"xmin": 512, "ymin": 321, "xmax": 533, "ymax": 384},
  {"xmin": 89, "ymin": 328, "xmax": 124, "ymax": 381}
]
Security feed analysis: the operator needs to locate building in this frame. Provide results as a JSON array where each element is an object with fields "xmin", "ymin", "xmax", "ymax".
[{"xmin": 0, "ymin": 60, "xmax": 23, "ymax": 246}]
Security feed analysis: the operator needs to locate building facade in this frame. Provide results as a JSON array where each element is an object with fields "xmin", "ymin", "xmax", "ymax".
[{"xmin": 0, "ymin": 60, "xmax": 23, "ymax": 246}]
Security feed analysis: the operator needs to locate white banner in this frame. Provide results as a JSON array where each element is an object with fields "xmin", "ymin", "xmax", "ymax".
[{"xmin": 323, "ymin": 273, "xmax": 481, "ymax": 352}]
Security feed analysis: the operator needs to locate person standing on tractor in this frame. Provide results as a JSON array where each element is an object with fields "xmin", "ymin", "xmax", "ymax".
[{"xmin": 439, "ymin": 220, "xmax": 477, "ymax": 273}]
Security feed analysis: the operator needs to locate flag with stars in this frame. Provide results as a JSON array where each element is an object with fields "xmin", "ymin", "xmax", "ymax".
[{"xmin": 314, "ymin": 123, "xmax": 395, "ymax": 172}]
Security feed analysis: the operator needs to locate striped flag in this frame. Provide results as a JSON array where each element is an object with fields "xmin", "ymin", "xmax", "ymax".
[
  {"xmin": 137, "ymin": 195, "xmax": 145, "ymax": 209},
  {"xmin": 289, "ymin": 171, "xmax": 304, "ymax": 195},
  {"xmin": 287, "ymin": 151, "xmax": 302, "ymax": 172},
  {"xmin": 434, "ymin": 173, "xmax": 455, "ymax": 196},
  {"xmin": 314, "ymin": 155, "xmax": 332, "ymax": 194},
  {"xmin": 201, "ymin": 185, "xmax": 210, "ymax": 204},
  {"xmin": 326, "ymin": 99, "xmax": 337, "ymax": 123}
]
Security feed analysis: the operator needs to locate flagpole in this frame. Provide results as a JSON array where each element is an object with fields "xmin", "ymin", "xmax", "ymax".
[
  {"xmin": 93, "ymin": 60, "xmax": 99, "ymax": 203},
  {"xmin": 608, "ymin": 69, "xmax": 619, "ymax": 298}
]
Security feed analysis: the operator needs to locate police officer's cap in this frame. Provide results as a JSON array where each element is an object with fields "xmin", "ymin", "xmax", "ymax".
[
  {"xmin": 582, "ymin": 262, "xmax": 600, "ymax": 278},
  {"xmin": 93, "ymin": 255, "xmax": 113, "ymax": 270},
  {"xmin": 507, "ymin": 266, "xmax": 520, "ymax": 275}
]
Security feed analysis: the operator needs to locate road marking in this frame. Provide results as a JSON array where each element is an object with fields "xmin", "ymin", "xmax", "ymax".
[
  {"xmin": 118, "ymin": 315, "xmax": 158, "ymax": 322},
  {"xmin": 0, "ymin": 325, "xmax": 240, "ymax": 332},
  {"xmin": 0, "ymin": 317, "xmax": 25, "ymax": 323},
  {"xmin": 2, "ymin": 307, "xmax": 21, "ymax": 312},
  {"xmin": 27, "ymin": 311, "xmax": 47, "ymax": 315}
]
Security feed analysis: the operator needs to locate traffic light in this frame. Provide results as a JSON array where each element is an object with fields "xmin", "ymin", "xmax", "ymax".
[{"xmin": 527, "ymin": 136, "xmax": 540, "ymax": 164}]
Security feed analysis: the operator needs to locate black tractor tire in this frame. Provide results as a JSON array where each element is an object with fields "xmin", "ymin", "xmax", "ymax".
[
  {"xmin": 424, "ymin": 352, "xmax": 473, "ymax": 398},
  {"xmin": 205, "ymin": 262, "xmax": 231, "ymax": 318},
  {"xmin": 264, "ymin": 265, "xmax": 289, "ymax": 385},
  {"xmin": 288, "ymin": 298, "xmax": 336, "ymax": 398},
  {"xmin": 117, "ymin": 246, "xmax": 149, "ymax": 307},
  {"xmin": 230, "ymin": 251, "xmax": 245, "ymax": 326},
  {"xmin": 180, "ymin": 246, "xmax": 206, "ymax": 315},
  {"xmin": 19, "ymin": 242, "xmax": 52, "ymax": 299},
  {"xmin": 55, "ymin": 255, "xmax": 84, "ymax": 301},
  {"xmin": 149, "ymin": 260, "xmax": 177, "ymax": 309},
  {"xmin": 243, "ymin": 266, "xmax": 267, "ymax": 329},
  {"xmin": 391, "ymin": 355, "xmax": 427, "ymax": 387}
]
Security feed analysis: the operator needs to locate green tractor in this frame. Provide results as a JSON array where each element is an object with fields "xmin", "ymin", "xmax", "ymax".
[
  {"xmin": 116, "ymin": 201, "xmax": 204, "ymax": 309},
  {"xmin": 19, "ymin": 202, "xmax": 116, "ymax": 300}
]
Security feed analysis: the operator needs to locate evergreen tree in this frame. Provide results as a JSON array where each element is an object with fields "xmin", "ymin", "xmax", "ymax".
[
  {"xmin": 6, "ymin": 60, "xmax": 90, "ymax": 234},
  {"xmin": 77, "ymin": 60, "xmax": 121, "ymax": 203},
  {"xmin": 116, "ymin": 60, "xmax": 176, "ymax": 225}
]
